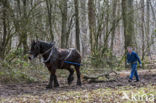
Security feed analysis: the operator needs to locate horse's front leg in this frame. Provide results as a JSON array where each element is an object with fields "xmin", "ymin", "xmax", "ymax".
[
  {"xmin": 46, "ymin": 73, "xmax": 54, "ymax": 89},
  {"xmin": 46, "ymin": 68, "xmax": 56, "ymax": 89},
  {"xmin": 54, "ymin": 74, "xmax": 59, "ymax": 87}
]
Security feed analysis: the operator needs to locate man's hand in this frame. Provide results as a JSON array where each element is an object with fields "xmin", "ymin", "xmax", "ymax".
[{"xmin": 140, "ymin": 64, "xmax": 142, "ymax": 67}]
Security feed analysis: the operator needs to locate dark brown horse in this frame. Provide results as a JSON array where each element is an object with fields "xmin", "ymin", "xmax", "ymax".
[{"xmin": 28, "ymin": 40, "xmax": 81, "ymax": 89}]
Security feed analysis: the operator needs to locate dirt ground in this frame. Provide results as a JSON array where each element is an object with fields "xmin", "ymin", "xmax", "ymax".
[{"xmin": 0, "ymin": 70, "xmax": 156, "ymax": 99}]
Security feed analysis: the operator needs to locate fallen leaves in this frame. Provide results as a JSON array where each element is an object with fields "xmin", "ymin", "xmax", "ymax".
[{"xmin": 0, "ymin": 84, "xmax": 155, "ymax": 103}]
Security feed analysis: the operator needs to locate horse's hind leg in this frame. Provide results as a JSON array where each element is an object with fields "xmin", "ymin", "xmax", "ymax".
[
  {"xmin": 75, "ymin": 66, "xmax": 81, "ymax": 86},
  {"xmin": 67, "ymin": 67, "xmax": 74, "ymax": 85}
]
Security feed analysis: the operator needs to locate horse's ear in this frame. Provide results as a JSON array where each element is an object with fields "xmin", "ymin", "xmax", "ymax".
[
  {"xmin": 31, "ymin": 40, "xmax": 36, "ymax": 44},
  {"xmin": 36, "ymin": 40, "xmax": 41, "ymax": 46},
  {"xmin": 51, "ymin": 41, "xmax": 55, "ymax": 46},
  {"xmin": 36, "ymin": 38, "xmax": 39, "ymax": 42}
]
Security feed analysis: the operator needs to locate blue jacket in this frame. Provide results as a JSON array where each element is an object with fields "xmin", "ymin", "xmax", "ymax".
[{"xmin": 127, "ymin": 51, "xmax": 141, "ymax": 64}]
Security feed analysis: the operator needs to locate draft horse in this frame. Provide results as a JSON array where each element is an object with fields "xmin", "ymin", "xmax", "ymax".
[{"xmin": 28, "ymin": 40, "xmax": 81, "ymax": 89}]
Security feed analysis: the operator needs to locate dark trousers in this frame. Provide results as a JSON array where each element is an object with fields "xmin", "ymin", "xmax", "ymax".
[{"xmin": 129, "ymin": 63, "xmax": 139, "ymax": 81}]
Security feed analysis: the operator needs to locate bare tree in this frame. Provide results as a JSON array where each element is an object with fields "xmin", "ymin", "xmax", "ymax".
[
  {"xmin": 122, "ymin": 0, "xmax": 135, "ymax": 65},
  {"xmin": 146, "ymin": 0, "xmax": 150, "ymax": 54},
  {"xmin": 141, "ymin": 0, "xmax": 145, "ymax": 60},
  {"xmin": 0, "ymin": 0, "xmax": 11, "ymax": 59},
  {"xmin": 61, "ymin": 0, "xmax": 68, "ymax": 48},
  {"xmin": 74, "ymin": 0, "xmax": 80, "ymax": 51},
  {"xmin": 110, "ymin": 0, "xmax": 117, "ymax": 51},
  {"xmin": 46, "ymin": 0, "xmax": 54, "ymax": 41},
  {"xmin": 88, "ymin": 0, "xmax": 96, "ymax": 53}
]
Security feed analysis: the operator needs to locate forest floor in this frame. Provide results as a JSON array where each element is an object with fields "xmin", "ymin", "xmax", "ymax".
[{"xmin": 0, "ymin": 69, "xmax": 156, "ymax": 103}]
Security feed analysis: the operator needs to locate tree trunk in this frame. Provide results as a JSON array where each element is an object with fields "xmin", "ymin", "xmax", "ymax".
[
  {"xmin": 80, "ymin": 0, "xmax": 87, "ymax": 57},
  {"xmin": 141, "ymin": 0, "xmax": 145, "ymax": 61},
  {"xmin": 22, "ymin": 0, "xmax": 28, "ymax": 54},
  {"xmin": 88, "ymin": 0, "xmax": 96, "ymax": 53},
  {"xmin": 0, "ymin": 0, "xmax": 8, "ymax": 59},
  {"xmin": 74, "ymin": 0, "xmax": 80, "ymax": 51},
  {"xmin": 122, "ymin": 0, "xmax": 135, "ymax": 65},
  {"xmin": 105, "ymin": 0, "xmax": 110, "ymax": 49},
  {"xmin": 61, "ymin": 0, "xmax": 68, "ymax": 48},
  {"xmin": 110, "ymin": 0, "xmax": 117, "ymax": 51},
  {"xmin": 46, "ymin": 0, "xmax": 54, "ymax": 41},
  {"xmin": 146, "ymin": 0, "xmax": 150, "ymax": 55}
]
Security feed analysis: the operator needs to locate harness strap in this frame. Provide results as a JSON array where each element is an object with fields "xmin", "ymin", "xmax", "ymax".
[
  {"xmin": 63, "ymin": 48, "xmax": 82, "ymax": 66},
  {"xmin": 41, "ymin": 47, "xmax": 53, "ymax": 56},
  {"xmin": 41, "ymin": 42, "xmax": 55, "ymax": 56},
  {"xmin": 60, "ymin": 48, "xmax": 74, "ymax": 67},
  {"xmin": 64, "ymin": 48, "xmax": 74, "ymax": 60},
  {"xmin": 42, "ymin": 47, "xmax": 54, "ymax": 63},
  {"xmin": 42, "ymin": 47, "xmax": 81, "ymax": 66},
  {"xmin": 64, "ymin": 61, "xmax": 82, "ymax": 66}
]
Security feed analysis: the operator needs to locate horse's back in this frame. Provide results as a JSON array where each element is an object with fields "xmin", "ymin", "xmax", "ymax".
[
  {"xmin": 58, "ymin": 48, "xmax": 81, "ymax": 66},
  {"xmin": 58, "ymin": 48, "xmax": 80, "ymax": 57}
]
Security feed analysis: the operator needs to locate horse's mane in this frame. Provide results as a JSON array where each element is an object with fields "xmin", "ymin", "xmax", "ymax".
[{"xmin": 38, "ymin": 40, "xmax": 56, "ymax": 48}]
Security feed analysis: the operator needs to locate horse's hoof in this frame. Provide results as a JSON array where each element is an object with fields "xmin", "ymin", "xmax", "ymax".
[
  {"xmin": 68, "ymin": 76, "xmax": 74, "ymax": 85},
  {"xmin": 77, "ymin": 82, "xmax": 81, "ymax": 86},
  {"xmin": 54, "ymin": 84, "xmax": 59, "ymax": 87},
  {"xmin": 68, "ymin": 81, "xmax": 72, "ymax": 85},
  {"xmin": 46, "ymin": 85, "xmax": 52, "ymax": 89}
]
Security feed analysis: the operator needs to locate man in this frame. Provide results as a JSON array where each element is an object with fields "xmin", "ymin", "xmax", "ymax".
[{"xmin": 127, "ymin": 46, "xmax": 142, "ymax": 82}]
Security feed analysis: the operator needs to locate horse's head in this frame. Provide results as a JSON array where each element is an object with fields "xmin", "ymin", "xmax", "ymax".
[{"xmin": 28, "ymin": 40, "xmax": 41, "ymax": 60}]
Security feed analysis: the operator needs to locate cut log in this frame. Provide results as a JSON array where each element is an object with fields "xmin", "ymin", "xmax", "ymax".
[{"xmin": 83, "ymin": 71, "xmax": 118, "ymax": 83}]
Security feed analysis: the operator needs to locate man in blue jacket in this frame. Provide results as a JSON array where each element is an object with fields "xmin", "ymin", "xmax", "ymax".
[{"xmin": 127, "ymin": 46, "xmax": 142, "ymax": 82}]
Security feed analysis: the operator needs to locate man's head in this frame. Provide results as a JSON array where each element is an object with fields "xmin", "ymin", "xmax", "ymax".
[{"xmin": 127, "ymin": 46, "xmax": 133, "ymax": 53}]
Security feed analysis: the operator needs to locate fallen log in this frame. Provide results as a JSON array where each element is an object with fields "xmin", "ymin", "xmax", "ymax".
[{"xmin": 83, "ymin": 71, "xmax": 118, "ymax": 83}]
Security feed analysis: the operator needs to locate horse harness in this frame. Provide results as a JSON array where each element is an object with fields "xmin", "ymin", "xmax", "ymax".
[
  {"xmin": 41, "ymin": 47, "xmax": 81, "ymax": 66},
  {"xmin": 42, "ymin": 46, "xmax": 54, "ymax": 63}
]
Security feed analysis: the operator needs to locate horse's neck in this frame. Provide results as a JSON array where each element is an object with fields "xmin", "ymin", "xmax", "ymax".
[{"xmin": 41, "ymin": 43, "xmax": 52, "ymax": 59}]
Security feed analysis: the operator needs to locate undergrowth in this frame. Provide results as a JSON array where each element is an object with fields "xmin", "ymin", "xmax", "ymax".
[
  {"xmin": 0, "ymin": 49, "xmax": 49, "ymax": 84},
  {"xmin": 0, "ymin": 48, "xmax": 155, "ymax": 84}
]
